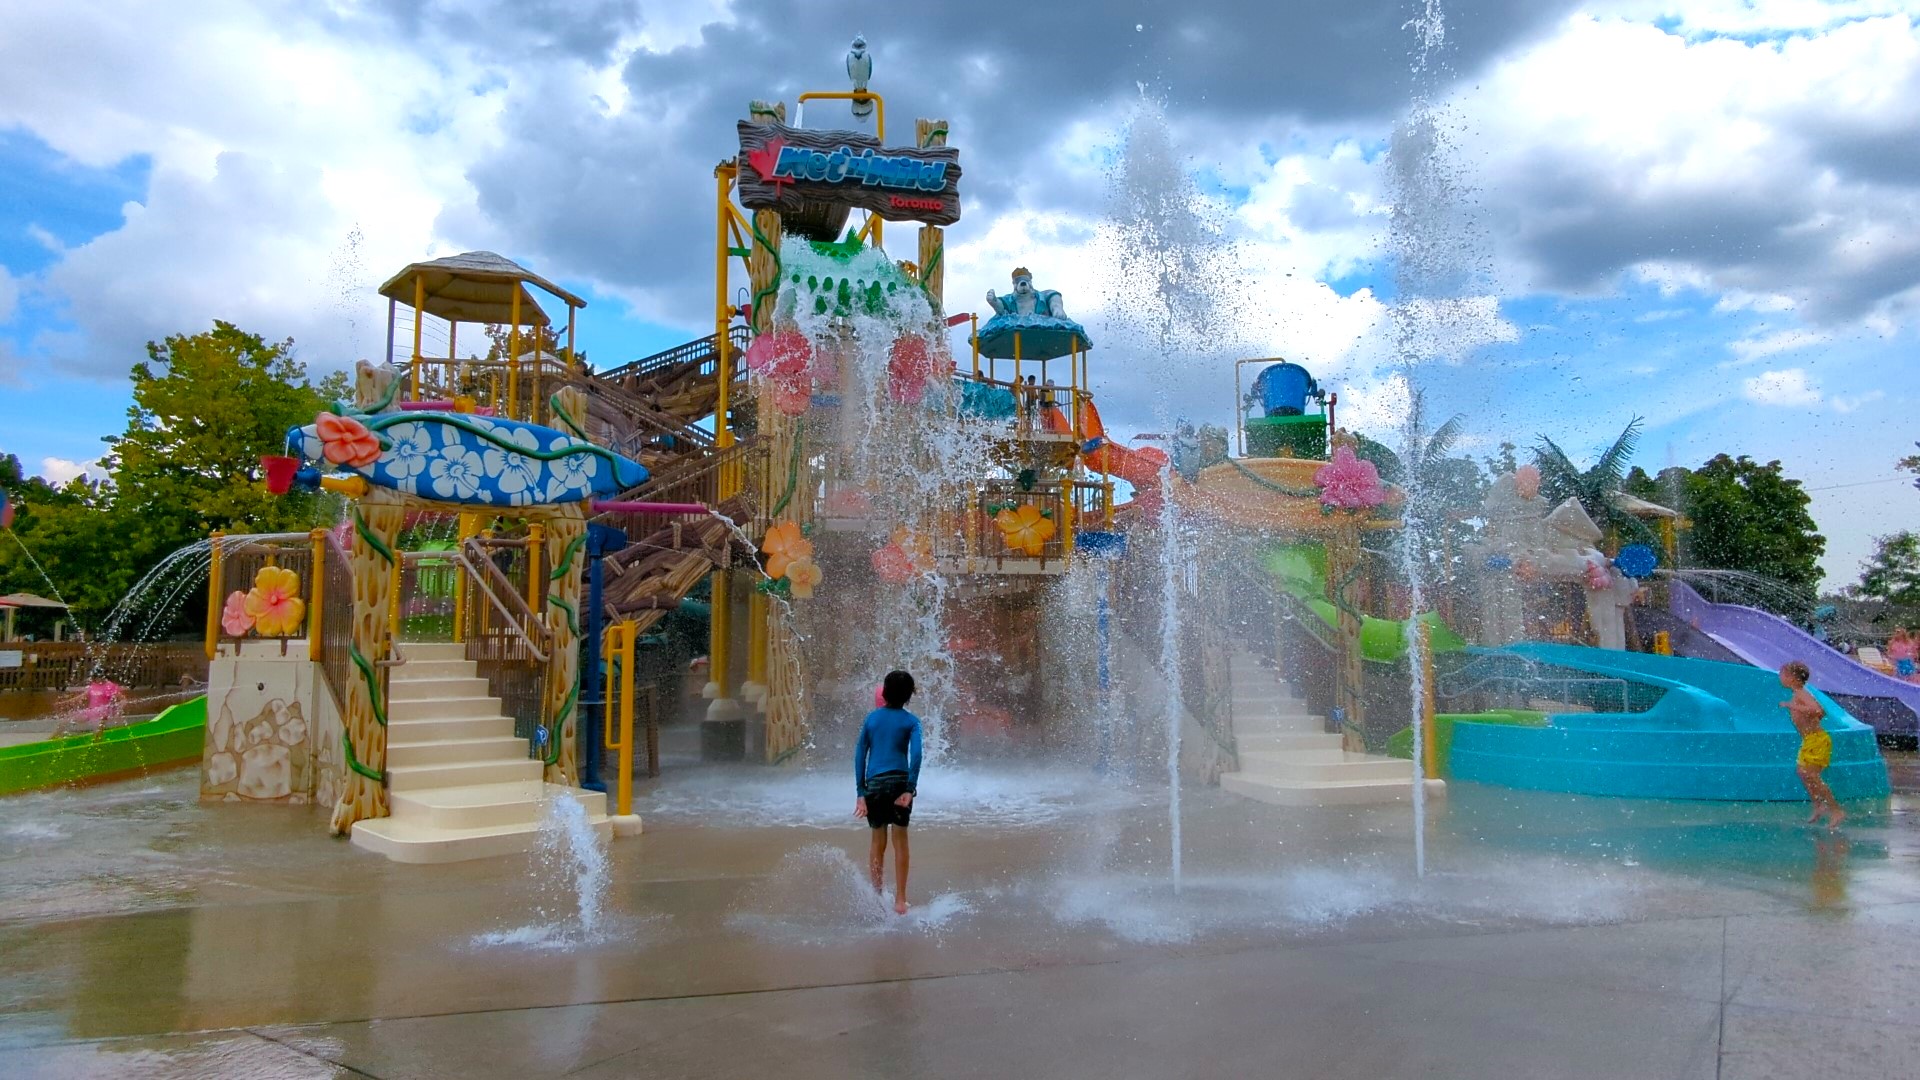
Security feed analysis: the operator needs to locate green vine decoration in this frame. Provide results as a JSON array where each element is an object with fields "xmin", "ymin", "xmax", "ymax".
[
  {"xmin": 342, "ymin": 730, "xmax": 384, "ymax": 782},
  {"xmin": 351, "ymin": 507, "xmax": 396, "ymax": 565},
  {"xmin": 544, "ymin": 675, "xmax": 580, "ymax": 766},
  {"xmin": 919, "ymin": 124, "xmax": 950, "ymax": 148},
  {"xmin": 350, "ymin": 645, "xmax": 389, "ymax": 728},
  {"xmin": 768, "ymin": 419, "xmax": 807, "ymax": 518},
  {"xmin": 743, "ymin": 215, "xmax": 784, "ymax": 325},
  {"xmin": 548, "ymin": 394, "xmax": 589, "ymax": 440},
  {"xmin": 548, "ymin": 533, "xmax": 586, "ymax": 581},
  {"xmin": 1227, "ymin": 457, "xmax": 1323, "ymax": 500},
  {"xmin": 547, "ymin": 594, "xmax": 580, "ymax": 638},
  {"xmin": 361, "ymin": 411, "xmax": 633, "ymax": 476}
]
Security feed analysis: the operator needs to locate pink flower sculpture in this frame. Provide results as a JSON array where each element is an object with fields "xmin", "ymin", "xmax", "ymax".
[
  {"xmin": 1315, "ymin": 446, "xmax": 1386, "ymax": 510},
  {"xmin": 871, "ymin": 542, "xmax": 916, "ymax": 585},
  {"xmin": 221, "ymin": 590, "xmax": 254, "ymax": 636},
  {"xmin": 886, "ymin": 333, "xmax": 936, "ymax": 404},
  {"xmin": 315, "ymin": 412, "xmax": 381, "ymax": 468},
  {"xmin": 1584, "ymin": 557, "xmax": 1614, "ymax": 593}
]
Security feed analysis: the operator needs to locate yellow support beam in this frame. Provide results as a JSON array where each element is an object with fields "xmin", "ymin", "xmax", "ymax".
[
  {"xmin": 204, "ymin": 531, "xmax": 224, "ymax": 660},
  {"xmin": 603, "ymin": 620, "xmax": 636, "ymax": 819}
]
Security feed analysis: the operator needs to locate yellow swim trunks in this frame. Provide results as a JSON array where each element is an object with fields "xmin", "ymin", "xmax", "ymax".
[{"xmin": 1797, "ymin": 730, "xmax": 1833, "ymax": 770}]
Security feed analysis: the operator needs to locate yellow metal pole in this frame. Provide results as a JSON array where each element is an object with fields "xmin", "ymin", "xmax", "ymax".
[
  {"xmin": 205, "ymin": 531, "xmax": 224, "ymax": 660},
  {"xmin": 970, "ymin": 313, "xmax": 980, "ymax": 379},
  {"xmin": 709, "ymin": 570, "xmax": 732, "ymax": 699},
  {"xmin": 453, "ymin": 513, "xmax": 479, "ymax": 643},
  {"xmin": 308, "ymin": 528, "xmax": 325, "ymax": 662},
  {"xmin": 525, "ymin": 522, "xmax": 544, "ymax": 615},
  {"xmin": 566, "ymin": 304, "xmax": 577, "ymax": 373},
  {"xmin": 714, "ymin": 165, "xmax": 737, "ymax": 496},
  {"xmin": 508, "ymin": 289, "xmax": 522, "ymax": 419},
  {"xmin": 603, "ymin": 621, "xmax": 636, "ymax": 818},
  {"xmin": 411, "ymin": 276, "xmax": 424, "ymax": 400}
]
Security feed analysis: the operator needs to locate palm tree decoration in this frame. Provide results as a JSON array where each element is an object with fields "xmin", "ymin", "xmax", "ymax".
[{"xmin": 1533, "ymin": 417, "xmax": 1659, "ymax": 550}]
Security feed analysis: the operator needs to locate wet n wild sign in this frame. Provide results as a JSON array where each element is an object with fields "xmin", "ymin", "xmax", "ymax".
[{"xmin": 736, "ymin": 121, "xmax": 962, "ymax": 226}]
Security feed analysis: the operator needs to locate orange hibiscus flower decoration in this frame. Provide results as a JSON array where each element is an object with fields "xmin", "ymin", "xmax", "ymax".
[
  {"xmin": 761, "ymin": 520, "xmax": 814, "ymax": 580},
  {"xmin": 994, "ymin": 504, "xmax": 1056, "ymax": 558},
  {"xmin": 785, "ymin": 556, "xmax": 823, "ymax": 599},
  {"xmin": 315, "ymin": 412, "xmax": 382, "ymax": 468},
  {"xmin": 244, "ymin": 565, "xmax": 307, "ymax": 636},
  {"xmin": 890, "ymin": 527, "xmax": 934, "ymax": 573}
]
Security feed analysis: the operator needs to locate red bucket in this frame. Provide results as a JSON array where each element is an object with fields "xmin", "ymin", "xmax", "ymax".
[{"xmin": 260, "ymin": 455, "xmax": 300, "ymax": 495}]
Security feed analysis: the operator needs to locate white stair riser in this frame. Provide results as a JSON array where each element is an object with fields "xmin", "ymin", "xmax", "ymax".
[
  {"xmin": 391, "ymin": 789, "xmax": 608, "ymax": 830},
  {"xmin": 1235, "ymin": 746, "xmax": 1347, "ymax": 765},
  {"xmin": 1240, "ymin": 757, "xmax": 1414, "ymax": 783},
  {"xmin": 389, "ymin": 697, "xmax": 508, "ymax": 722},
  {"xmin": 394, "ymin": 659, "xmax": 479, "ymax": 680},
  {"xmin": 1221, "ymin": 774, "xmax": 1447, "ymax": 807},
  {"xmin": 388, "ymin": 759, "xmax": 544, "ymax": 791},
  {"xmin": 351, "ymin": 817, "xmax": 612, "ymax": 864},
  {"xmin": 399, "ymin": 643, "xmax": 468, "ymax": 662},
  {"xmin": 387, "ymin": 737, "xmax": 531, "ymax": 768},
  {"xmin": 1236, "ymin": 733, "xmax": 1343, "ymax": 752},
  {"xmin": 387, "ymin": 716, "xmax": 516, "ymax": 742},
  {"xmin": 390, "ymin": 677, "xmax": 493, "ymax": 702}
]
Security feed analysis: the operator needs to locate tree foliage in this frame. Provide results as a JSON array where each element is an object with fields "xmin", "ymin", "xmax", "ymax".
[
  {"xmin": 0, "ymin": 322, "xmax": 341, "ymax": 630},
  {"xmin": 1625, "ymin": 455, "xmax": 1826, "ymax": 597},
  {"xmin": 1856, "ymin": 531, "xmax": 1920, "ymax": 623},
  {"xmin": 1533, "ymin": 418, "xmax": 1658, "ymax": 548}
]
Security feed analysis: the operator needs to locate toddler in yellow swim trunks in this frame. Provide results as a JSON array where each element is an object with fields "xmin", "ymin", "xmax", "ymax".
[{"xmin": 1779, "ymin": 660, "xmax": 1844, "ymax": 830}]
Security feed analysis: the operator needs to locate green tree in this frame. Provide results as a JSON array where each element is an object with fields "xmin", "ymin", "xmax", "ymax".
[
  {"xmin": 1857, "ymin": 531, "xmax": 1920, "ymax": 623},
  {"xmin": 4, "ymin": 323, "xmax": 343, "ymax": 630},
  {"xmin": 1534, "ymin": 418, "xmax": 1657, "ymax": 549}
]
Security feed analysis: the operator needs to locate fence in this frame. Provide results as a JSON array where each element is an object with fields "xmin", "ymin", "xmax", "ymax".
[{"xmin": 0, "ymin": 642, "xmax": 207, "ymax": 692}]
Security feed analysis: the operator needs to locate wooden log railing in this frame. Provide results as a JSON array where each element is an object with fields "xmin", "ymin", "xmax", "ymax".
[{"xmin": 0, "ymin": 642, "xmax": 207, "ymax": 693}]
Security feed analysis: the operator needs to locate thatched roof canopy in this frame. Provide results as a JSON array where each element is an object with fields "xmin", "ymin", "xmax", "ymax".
[{"xmin": 377, "ymin": 251, "xmax": 585, "ymax": 326}]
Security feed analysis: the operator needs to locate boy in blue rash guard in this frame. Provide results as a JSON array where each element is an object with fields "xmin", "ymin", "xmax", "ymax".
[{"xmin": 855, "ymin": 670, "xmax": 922, "ymax": 915}]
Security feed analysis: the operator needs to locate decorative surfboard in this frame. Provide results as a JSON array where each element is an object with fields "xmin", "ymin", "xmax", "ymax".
[{"xmin": 287, "ymin": 410, "xmax": 648, "ymax": 508}]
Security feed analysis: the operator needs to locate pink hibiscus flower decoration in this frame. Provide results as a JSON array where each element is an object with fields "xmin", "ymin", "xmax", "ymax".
[
  {"xmin": 315, "ymin": 412, "xmax": 381, "ymax": 468},
  {"xmin": 220, "ymin": 590, "xmax": 255, "ymax": 637},
  {"xmin": 871, "ymin": 542, "xmax": 915, "ymax": 584},
  {"xmin": 887, "ymin": 333, "xmax": 936, "ymax": 404},
  {"xmin": 1315, "ymin": 446, "xmax": 1386, "ymax": 510}
]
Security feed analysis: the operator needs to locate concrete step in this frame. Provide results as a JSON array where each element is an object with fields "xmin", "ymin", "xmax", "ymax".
[
  {"xmin": 350, "ymin": 811, "xmax": 611, "ymax": 865},
  {"xmin": 1236, "ymin": 732, "xmax": 1344, "ymax": 753},
  {"xmin": 387, "ymin": 715, "xmax": 516, "ymax": 742},
  {"xmin": 1234, "ymin": 718, "xmax": 1328, "ymax": 738},
  {"xmin": 389, "ymin": 781, "xmax": 606, "ymax": 831},
  {"xmin": 1220, "ymin": 772, "xmax": 1447, "ymax": 807},
  {"xmin": 1234, "ymin": 745, "xmax": 1346, "ymax": 764},
  {"xmin": 387, "ymin": 735, "xmax": 531, "ymax": 768},
  {"xmin": 390, "ymin": 697, "xmax": 509, "ymax": 723},
  {"xmin": 400, "ymin": 642, "xmax": 468, "ymax": 662},
  {"xmin": 387, "ymin": 757, "xmax": 544, "ymax": 792},
  {"xmin": 393, "ymin": 658, "xmax": 479, "ymax": 681},
  {"xmin": 1236, "ymin": 752, "xmax": 1414, "ymax": 783},
  {"xmin": 389, "ymin": 677, "xmax": 493, "ymax": 702}
]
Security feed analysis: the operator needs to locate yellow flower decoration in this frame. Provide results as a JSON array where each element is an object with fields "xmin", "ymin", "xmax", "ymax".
[
  {"xmin": 891, "ymin": 527, "xmax": 934, "ymax": 573},
  {"xmin": 244, "ymin": 565, "xmax": 306, "ymax": 637},
  {"xmin": 994, "ymin": 504, "xmax": 1056, "ymax": 558},
  {"xmin": 785, "ymin": 556, "xmax": 823, "ymax": 599},
  {"xmin": 761, "ymin": 521, "xmax": 814, "ymax": 580}
]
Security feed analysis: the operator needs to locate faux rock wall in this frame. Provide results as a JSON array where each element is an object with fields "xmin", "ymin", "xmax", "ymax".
[{"xmin": 200, "ymin": 646, "xmax": 326, "ymax": 804}]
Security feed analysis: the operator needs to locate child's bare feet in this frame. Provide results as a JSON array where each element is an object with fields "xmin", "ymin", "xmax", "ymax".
[
  {"xmin": 1827, "ymin": 808, "xmax": 1846, "ymax": 831},
  {"xmin": 1807, "ymin": 807, "xmax": 1823, "ymax": 823},
  {"xmin": 894, "ymin": 897, "xmax": 909, "ymax": 916}
]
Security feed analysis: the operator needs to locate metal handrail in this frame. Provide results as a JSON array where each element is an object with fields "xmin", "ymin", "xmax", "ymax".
[
  {"xmin": 595, "ymin": 327, "xmax": 749, "ymax": 385},
  {"xmin": 456, "ymin": 539, "xmax": 550, "ymax": 663}
]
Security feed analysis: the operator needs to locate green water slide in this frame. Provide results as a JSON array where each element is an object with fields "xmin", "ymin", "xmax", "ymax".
[
  {"xmin": 0, "ymin": 696, "xmax": 206, "ymax": 797},
  {"xmin": 1262, "ymin": 543, "xmax": 1466, "ymax": 662}
]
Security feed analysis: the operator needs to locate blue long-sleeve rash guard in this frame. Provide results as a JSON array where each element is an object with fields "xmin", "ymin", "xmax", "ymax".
[{"xmin": 854, "ymin": 707, "xmax": 922, "ymax": 794}]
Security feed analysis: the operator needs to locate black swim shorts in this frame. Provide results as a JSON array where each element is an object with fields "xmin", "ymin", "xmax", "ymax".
[{"xmin": 864, "ymin": 772, "xmax": 914, "ymax": 829}]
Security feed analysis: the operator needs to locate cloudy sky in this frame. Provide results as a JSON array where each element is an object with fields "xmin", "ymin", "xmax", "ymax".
[{"xmin": 1, "ymin": 0, "xmax": 1916, "ymax": 582}]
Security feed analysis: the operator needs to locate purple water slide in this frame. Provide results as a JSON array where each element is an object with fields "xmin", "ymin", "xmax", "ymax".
[{"xmin": 1668, "ymin": 578, "xmax": 1920, "ymax": 721}]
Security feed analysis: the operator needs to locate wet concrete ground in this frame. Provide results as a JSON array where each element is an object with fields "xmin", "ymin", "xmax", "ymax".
[{"xmin": 1, "ymin": 761, "xmax": 1916, "ymax": 1079}]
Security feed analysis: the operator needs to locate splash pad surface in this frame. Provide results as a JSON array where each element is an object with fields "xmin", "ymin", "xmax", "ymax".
[{"xmin": 0, "ymin": 766, "xmax": 1916, "ymax": 1077}]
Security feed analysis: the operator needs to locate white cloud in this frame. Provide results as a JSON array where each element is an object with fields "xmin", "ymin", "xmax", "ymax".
[
  {"xmin": 1723, "ymin": 328, "xmax": 1826, "ymax": 365},
  {"xmin": 1831, "ymin": 389, "xmax": 1886, "ymax": 413},
  {"xmin": 0, "ymin": 267, "xmax": 16, "ymax": 323},
  {"xmin": 1741, "ymin": 367, "xmax": 1824, "ymax": 407},
  {"xmin": 38, "ymin": 457, "xmax": 95, "ymax": 484}
]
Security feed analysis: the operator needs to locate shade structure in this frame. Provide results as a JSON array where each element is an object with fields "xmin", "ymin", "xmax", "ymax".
[
  {"xmin": 377, "ymin": 251, "xmax": 585, "ymax": 326},
  {"xmin": 0, "ymin": 593, "xmax": 68, "ymax": 609}
]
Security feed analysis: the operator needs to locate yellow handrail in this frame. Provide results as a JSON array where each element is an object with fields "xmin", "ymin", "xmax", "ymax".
[
  {"xmin": 308, "ymin": 528, "xmax": 325, "ymax": 662},
  {"xmin": 204, "ymin": 531, "xmax": 224, "ymax": 660},
  {"xmin": 602, "ymin": 620, "xmax": 636, "ymax": 818}
]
